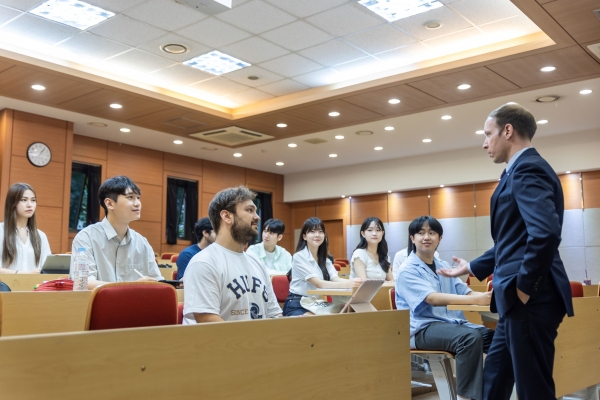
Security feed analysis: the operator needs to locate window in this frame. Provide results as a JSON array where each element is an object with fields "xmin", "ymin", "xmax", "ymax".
[
  {"xmin": 166, "ymin": 178, "xmax": 198, "ymax": 244},
  {"xmin": 69, "ymin": 163, "xmax": 101, "ymax": 231}
]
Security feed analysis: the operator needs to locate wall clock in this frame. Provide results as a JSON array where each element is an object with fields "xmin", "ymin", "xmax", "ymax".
[{"xmin": 27, "ymin": 142, "xmax": 52, "ymax": 167}]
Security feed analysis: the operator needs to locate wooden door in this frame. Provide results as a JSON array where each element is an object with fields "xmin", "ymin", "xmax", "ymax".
[{"xmin": 323, "ymin": 219, "xmax": 344, "ymax": 260}]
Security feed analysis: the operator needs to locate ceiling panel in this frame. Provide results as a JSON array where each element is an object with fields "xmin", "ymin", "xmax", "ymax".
[
  {"xmin": 299, "ymin": 39, "xmax": 368, "ymax": 67},
  {"xmin": 257, "ymin": 79, "xmax": 310, "ymax": 96},
  {"xmin": 137, "ymin": 33, "xmax": 211, "ymax": 62},
  {"xmin": 88, "ymin": 15, "xmax": 167, "ymax": 47},
  {"xmin": 220, "ymin": 36, "xmax": 289, "ymax": 64},
  {"xmin": 216, "ymin": 0, "xmax": 297, "ymax": 34},
  {"xmin": 449, "ymin": 0, "xmax": 522, "ymax": 25},
  {"xmin": 263, "ymin": 0, "xmax": 348, "ymax": 18},
  {"xmin": 57, "ymin": 32, "xmax": 131, "ymax": 61},
  {"xmin": 0, "ymin": 59, "xmax": 14, "ymax": 73},
  {"xmin": 542, "ymin": 0, "xmax": 600, "ymax": 44},
  {"xmin": 259, "ymin": 54, "xmax": 323, "ymax": 78},
  {"xmin": 487, "ymin": 46, "xmax": 600, "ymax": 88},
  {"xmin": 125, "ymin": 108, "xmax": 229, "ymax": 135},
  {"xmin": 306, "ymin": 3, "xmax": 384, "ymax": 37},
  {"xmin": 123, "ymin": 0, "xmax": 208, "ymax": 31},
  {"xmin": 283, "ymin": 99, "xmax": 383, "ymax": 127},
  {"xmin": 342, "ymin": 84, "xmax": 446, "ymax": 116},
  {"xmin": 343, "ymin": 24, "xmax": 416, "ymax": 55},
  {"xmin": 105, "ymin": 49, "xmax": 177, "ymax": 74},
  {"xmin": 392, "ymin": 6, "xmax": 472, "ymax": 41},
  {"xmin": 259, "ymin": 20, "xmax": 333, "ymax": 52},
  {"xmin": 406, "ymin": 67, "xmax": 520, "ymax": 103},
  {"xmin": 175, "ymin": 17, "xmax": 252, "ymax": 48},
  {"xmin": 0, "ymin": 4, "xmax": 20, "ymax": 24},
  {"xmin": 235, "ymin": 113, "xmax": 328, "ymax": 137},
  {"xmin": 0, "ymin": 13, "xmax": 80, "ymax": 45}
]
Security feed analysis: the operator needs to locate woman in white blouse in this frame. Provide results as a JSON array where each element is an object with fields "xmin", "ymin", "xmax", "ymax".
[
  {"xmin": 0, "ymin": 183, "xmax": 51, "ymax": 274},
  {"xmin": 350, "ymin": 217, "xmax": 393, "ymax": 281},
  {"xmin": 283, "ymin": 217, "xmax": 363, "ymax": 316}
]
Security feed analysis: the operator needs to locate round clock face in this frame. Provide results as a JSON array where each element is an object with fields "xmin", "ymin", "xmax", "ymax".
[{"xmin": 27, "ymin": 142, "xmax": 52, "ymax": 167}]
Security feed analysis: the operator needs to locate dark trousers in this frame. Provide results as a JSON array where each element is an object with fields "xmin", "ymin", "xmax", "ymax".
[
  {"xmin": 483, "ymin": 282, "xmax": 566, "ymax": 400},
  {"xmin": 415, "ymin": 322, "xmax": 495, "ymax": 400}
]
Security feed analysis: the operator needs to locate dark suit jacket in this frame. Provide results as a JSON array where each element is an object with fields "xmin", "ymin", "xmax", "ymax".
[{"xmin": 471, "ymin": 148, "xmax": 574, "ymax": 317}]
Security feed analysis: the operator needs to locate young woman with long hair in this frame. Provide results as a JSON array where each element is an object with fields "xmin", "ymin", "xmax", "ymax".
[
  {"xmin": 282, "ymin": 217, "xmax": 363, "ymax": 316},
  {"xmin": 0, "ymin": 183, "xmax": 51, "ymax": 273},
  {"xmin": 350, "ymin": 217, "xmax": 393, "ymax": 281}
]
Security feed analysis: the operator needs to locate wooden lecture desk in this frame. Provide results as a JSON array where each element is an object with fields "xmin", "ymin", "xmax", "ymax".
[{"xmin": 0, "ymin": 273, "xmax": 67, "ymax": 291}]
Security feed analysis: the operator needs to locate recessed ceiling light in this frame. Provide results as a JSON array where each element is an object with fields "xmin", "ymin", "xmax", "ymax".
[
  {"xmin": 276, "ymin": 162, "xmax": 284, "ymax": 166},
  {"xmin": 506, "ymin": 102, "xmax": 517, "ymax": 105},
  {"xmin": 441, "ymin": 115, "xmax": 452, "ymax": 120},
  {"xmin": 387, "ymin": 190, "xmax": 392, "ymax": 193},
  {"xmin": 233, "ymin": 153, "xmax": 242, "ymax": 157},
  {"xmin": 174, "ymin": 140, "xmax": 183, "ymax": 144},
  {"xmin": 476, "ymin": 130, "xmax": 484, "ymax": 134},
  {"xmin": 537, "ymin": 119, "xmax": 548, "ymax": 124},
  {"xmin": 30, "ymin": 0, "xmax": 114, "ymax": 30},
  {"xmin": 31, "ymin": 84, "xmax": 45, "ymax": 91},
  {"xmin": 109, "ymin": 103, "xmax": 122, "ymax": 109},
  {"xmin": 183, "ymin": 50, "xmax": 250, "ymax": 76},
  {"xmin": 341, "ymin": 195, "xmax": 345, "ymax": 198},
  {"xmin": 374, "ymin": 146, "xmax": 383, "ymax": 151},
  {"xmin": 422, "ymin": 139, "xmax": 432, "ymax": 143},
  {"xmin": 440, "ymin": 185, "xmax": 445, "ymax": 188},
  {"xmin": 276, "ymin": 123, "xmax": 287, "ymax": 128},
  {"xmin": 536, "ymin": 95, "xmax": 559, "ymax": 103},
  {"xmin": 160, "ymin": 44, "xmax": 188, "ymax": 54},
  {"xmin": 348, "ymin": 196, "xmax": 352, "ymax": 199},
  {"xmin": 357, "ymin": 0, "xmax": 443, "ymax": 22},
  {"xmin": 424, "ymin": 20, "xmax": 442, "ymax": 29},
  {"xmin": 384, "ymin": 126, "xmax": 394, "ymax": 131},
  {"xmin": 329, "ymin": 111, "xmax": 340, "ymax": 117},
  {"xmin": 87, "ymin": 122, "xmax": 107, "ymax": 128},
  {"xmin": 388, "ymin": 98, "xmax": 401, "ymax": 104},
  {"xmin": 120, "ymin": 128, "xmax": 130, "ymax": 133},
  {"xmin": 329, "ymin": 154, "xmax": 337, "ymax": 158},
  {"xmin": 580, "ymin": 89, "xmax": 593, "ymax": 95},
  {"xmin": 288, "ymin": 143, "xmax": 297, "ymax": 148},
  {"xmin": 540, "ymin": 66, "xmax": 556, "ymax": 72},
  {"xmin": 566, "ymin": 171, "xmax": 571, "ymax": 174},
  {"xmin": 335, "ymin": 135, "xmax": 344, "ymax": 139},
  {"xmin": 457, "ymin": 84, "xmax": 471, "ymax": 90}
]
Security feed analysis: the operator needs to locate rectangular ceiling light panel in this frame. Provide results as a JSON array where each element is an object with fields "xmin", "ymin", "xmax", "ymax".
[
  {"xmin": 30, "ymin": 0, "xmax": 114, "ymax": 30},
  {"xmin": 357, "ymin": 0, "xmax": 443, "ymax": 22},
  {"xmin": 183, "ymin": 50, "xmax": 250, "ymax": 75}
]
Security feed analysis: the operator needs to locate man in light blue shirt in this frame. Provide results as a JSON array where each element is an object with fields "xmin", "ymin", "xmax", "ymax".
[
  {"xmin": 246, "ymin": 219, "xmax": 292, "ymax": 276},
  {"xmin": 396, "ymin": 216, "xmax": 494, "ymax": 400}
]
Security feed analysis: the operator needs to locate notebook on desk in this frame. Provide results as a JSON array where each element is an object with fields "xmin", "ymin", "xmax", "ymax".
[
  {"xmin": 41, "ymin": 255, "xmax": 72, "ymax": 275},
  {"xmin": 340, "ymin": 279, "xmax": 385, "ymax": 313}
]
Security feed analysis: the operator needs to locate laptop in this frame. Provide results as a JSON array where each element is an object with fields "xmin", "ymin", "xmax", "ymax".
[
  {"xmin": 41, "ymin": 255, "xmax": 72, "ymax": 275},
  {"xmin": 340, "ymin": 279, "xmax": 385, "ymax": 313}
]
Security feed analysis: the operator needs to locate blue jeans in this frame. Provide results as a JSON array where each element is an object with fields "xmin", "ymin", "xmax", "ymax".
[{"xmin": 282, "ymin": 293, "xmax": 307, "ymax": 316}]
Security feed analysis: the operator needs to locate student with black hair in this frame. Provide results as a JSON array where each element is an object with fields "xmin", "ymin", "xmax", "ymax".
[
  {"xmin": 395, "ymin": 216, "xmax": 493, "ymax": 400},
  {"xmin": 246, "ymin": 218, "xmax": 292, "ymax": 276},
  {"xmin": 282, "ymin": 217, "xmax": 363, "ymax": 316},
  {"xmin": 350, "ymin": 217, "xmax": 392, "ymax": 281},
  {"xmin": 176, "ymin": 217, "xmax": 215, "ymax": 280},
  {"xmin": 70, "ymin": 176, "xmax": 163, "ymax": 289}
]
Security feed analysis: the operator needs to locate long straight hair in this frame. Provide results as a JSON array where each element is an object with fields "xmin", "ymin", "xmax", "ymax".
[
  {"xmin": 3, "ymin": 183, "xmax": 42, "ymax": 267},
  {"xmin": 407, "ymin": 216, "xmax": 444, "ymax": 255},
  {"xmin": 354, "ymin": 216, "xmax": 390, "ymax": 273},
  {"xmin": 296, "ymin": 217, "xmax": 330, "ymax": 281}
]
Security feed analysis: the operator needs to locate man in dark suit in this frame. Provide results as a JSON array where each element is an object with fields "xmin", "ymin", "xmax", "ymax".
[{"xmin": 439, "ymin": 103, "xmax": 573, "ymax": 400}]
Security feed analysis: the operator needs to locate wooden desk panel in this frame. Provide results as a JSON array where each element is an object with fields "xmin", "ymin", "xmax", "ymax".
[
  {"xmin": 0, "ymin": 274, "xmax": 66, "ymax": 291},
  {"xmin": 0, "ymin": 311, "xmax": 412, "ymax": 400},
  {"xmin": 583, "ymin": 284, "xmax": 598, "ymax": 297},
  {"xmin": 158, "ymin": 268, "xmax": 176, "ymax": 281}
]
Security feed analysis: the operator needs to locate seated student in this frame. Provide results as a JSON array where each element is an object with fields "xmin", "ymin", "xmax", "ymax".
[
  {"xmin": 283, "ymin": 217, "xmax": 363, "ymax": 316},
  {"xmin": 176, "ymin": 217, "xmax": 215, "ymax": 280},
  {"xmin": 71, "ymin": 176, "xmax": 162, "ymax": 288},
  {"xmin": 0, "ymin": 183, "xmax": 51, "ymax": 273},
  {"xmin": 246, "ymin": 218, "xmax": 292, "ymax": 276},
  {"xmin": 396, "ymin": 216, "xmax": 494, "ymax": 400},
  {"xmin": 392, "ymin": 247, "xmax": 439, "ymax": 280},
  {"xmin": 183, "ymin": 186, "xmax": 282, "ymax": 323},
  {"xmin": 350, "ymin": 217, "xmax": 393, "ymax": 281}
]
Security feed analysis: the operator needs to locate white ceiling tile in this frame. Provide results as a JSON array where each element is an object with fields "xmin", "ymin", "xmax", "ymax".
[
  {"xmin": 225, "ymin": 88, "xmax": 274, "ymax": 106},
  {"xmin": 83, "ymin": 0, "xmax": 146, "ymax": 13},
  {"xmin": 150, "ymin": 64, "xmax": 214, "ymax": 86},
  {"xmin": 258, "ymin": 79, "xmax": 309, "ymax": 96},
  {"xmin": 449, "ymin": 0, "xmax": 521, "ymax": 26},
  {"xmin": 222, "ymin": 65, "xmax": 283, "ymax": 87},
  {"xmin": 216, "ymin": 0, "xmax": 296, "ymax": 34},
  {"xmin": 438, "ymin": 0, "xmax": 463, "ymax": 4},
  {"xmin": 57, "ymin": 32, "xmax": 130, "ymax": 60},
  {"xmin": 123, "ymin": 0, "xmax": 207, "ymax": 31},
  {"xmin": 264, "ymin": 0, "xmax": 348, "ymax": 18},
  {"xmin": 306, "ymin": 3, "xmax": 384, "ymax": 37},
  {"xmin": 299, "ymin": 39, "xmax": 368, "ymax": 66},
  {"xmin": 0, "ymin": 4, "xmax": 20, "ymax": 26},
  {"xmin": 189, "ymin": 76, "xmax": 249, "ymax": 97},
  {"xmin": 175, "ymin": 17, "xmax": 251, "ymax": 48},
  {"xmin": 423, "ymin": 27, "xmax": 487, "ymax": 55},
  {"xmin": 138, "ymin": 33, "xmax": 210, "ymax": 62},
  {"xmin": 260, "ymin": 21, "xmax": 332, "ymax": 52},
  {"xmin": 331, "ymin": 56, "xmax": 386, "ymax": 78},
  {"xmin": 479, "ymin": 15, "xmax": 541, "ymax": 41},
  {"xmin": 0, "ymin": 0, "xmax": 44, "ymax": 11},
  {"xmin": 393, "ymin": 6, "xmax": 472, "ymax": 41},
  {"xmin": 292, "ymin": 68, "xmax": 343, "ymax": 87},
  {"xmin": 374, "ymin": 42, "xmax": 434, "ymax": 66},
  {"xmin": 258, "ymin": 54, "xmax": 322, "ymax": 77},
  {"xmin": 0, "ymin": 13, "xmax": 79, "ymax": 45},
  {"xmin": 343, "ymin": 24, "xmax": 416, "ymax": 55},
  {"xmin": 221, "ymin": 36, "xmax": 289, "ymax": 64},
  {"xmin": 89, "ymin": 15, "xmax": 167, "ymax": 47},
  {"xmin": 105, "ymin": 49, "xmax": 177, "ymax": 73}
]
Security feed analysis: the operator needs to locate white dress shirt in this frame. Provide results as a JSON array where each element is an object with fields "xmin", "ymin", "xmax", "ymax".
[{"xmin": 0, "ymin": 223, "xmax": 51, "ymax": 271}]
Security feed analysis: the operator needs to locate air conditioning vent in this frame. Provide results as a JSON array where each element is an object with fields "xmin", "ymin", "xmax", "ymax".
[
  {"xmin": 304, "ymin": 138, "xmax": 328, "ymax": 144},
  {"xmin": 588, "ymin": 42, "xmax": 600, "ymax": 60},
  {"xmin": 190, "ymin": 126, "xmax": 273, "ymax": 147},
  {"xmin": 594, "ymin": 9, "xmax": 600, "ymax": 20}
]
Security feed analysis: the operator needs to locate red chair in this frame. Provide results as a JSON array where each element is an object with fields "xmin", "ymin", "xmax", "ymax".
[
  {"xmin": 570, "ymin": 281, "xmax": 584, "ymax": 298},
  {"xmin": 335, "ymin": 258, "xmax": 349, "ymax": 266},
  {"xmin": 271, "ymin": 276, "xmax": 290, "ymax": 303},
  {"xmin": 177, "ymin": 303, "xmax": 184, "ymax": 324},
  {"xmin": 170, "ymin": 255, "xmax": 179, "ymax": 263},
  {"xmin": 161, "ymin": 253, "xmax": 176, "ymax": 260},
  {"xmin": 466, "ymin": 276, "xmax": 471, "ymax": 285},
  {"xmin": 485, "ymin": 274, "xmax": 493, "ymax": 284},
  {"xmin": 389, "ymin": 289, "xmax": 397, "ymax": 310},
  {"xmin": 333, "ymin": 263, "xmax": 342, "ymax": 271},
  {"xmin": 172, "ymin": 270, "xmax": 178, "ymax": 280},
  {"xmin": 85, "ymin": 282, "xmax": 178, "ymax": 330}
]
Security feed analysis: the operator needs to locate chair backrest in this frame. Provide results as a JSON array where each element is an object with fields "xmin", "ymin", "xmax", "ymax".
[
  {"xmin": 335, "ymin": 258, "xmax": 349, "ymax": 266},
  {"xmin": 485, "ymin": 274, "xmax": 493, "ymax": 284},
  {"xmin": 333, "ymin": 263, "xmax": 342, "ymax": 271},
  {"xmin": 161, "ymin": 253, "xmax": 176, "ymax": 260},
  {"xmin": 570, "ymin": 281, "xmax": 584, "ymax": 298},
  {"xmin": 171, "ymin": 255, "xmax": 179, "ymax": 263},
  {"xmin": 389, "ymin": 289, "xmax": 396, "ymax": 310},
  {"xmin": 486, "ymin": 280, "xmax": 493, "ymax": 292},
  {"xmin": 271, "ymin": 276, "xmax": 290, "ymax": 303},
  {"xmin": 85, "ymin": 282, "xmax": 178, "ymax": 330},
  {"xmin": 0, "ymin": 281, "xmax": 11, "ymax": 292},
  {"xmin": 177, "ymin": 303, "xmax": 184, "ymax": 324},
  {"xmin": 466, "ymin": 276, "xmax": 471, "ymax": 285},
  {"xmin": 172, "ymin": 270, "xmax": 178, "ymax": 280}
]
